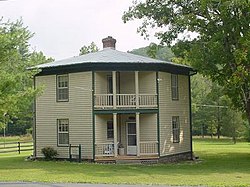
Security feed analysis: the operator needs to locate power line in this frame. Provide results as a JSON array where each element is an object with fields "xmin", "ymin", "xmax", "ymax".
[{"xmin": 193, "ymin": 104, "xmax": 228, "ymax": 108}]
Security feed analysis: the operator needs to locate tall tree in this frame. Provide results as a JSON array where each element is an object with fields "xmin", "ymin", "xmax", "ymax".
[
  {"xmin": 123, "ymin": 0, "xmax": 250, "ymax": 127},
  {"xmin": 0, "ymin": 19, "xmax": 51, "ymax": 134},
  {"xmin": 79, "ymin": 42, "xmax": 99, "ymax": 55}
]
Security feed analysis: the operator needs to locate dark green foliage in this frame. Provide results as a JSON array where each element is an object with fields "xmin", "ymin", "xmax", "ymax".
[
  {"xmin": 41, "ymin": 147, "xmax": 58, "ymax": 160},
  {"xmin": 123, "ymin": 0, "xmax": 250, "ymax": 130},
  {"xmin": 0, "ymin": 19, "xmax": 52, "ymax": 135},
  {"xmin": 129, "ymin": 43, "xmax": 174, "ymax": 61},
  {"xmin": 192, "ymin": 74, "xmax": 246, "ymax": 140}
]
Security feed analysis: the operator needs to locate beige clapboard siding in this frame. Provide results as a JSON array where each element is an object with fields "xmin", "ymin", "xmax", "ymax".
[
  {"xmin": 158, "ymin": 72, "xmax": 191, "ymax": 156},
  {"xmin": 95, "ymin": 71, "xmax": 156, "ymax": 94},
  {"xmin": 139, "ymin": 114, "xmax": 157, "ymax": 142},
  {"xmin": 120, "ymin": 72, "xmax": 135, "ymax": 94},
  {"xmin": 95, "ymin": 72, "xmax": 110, "ymax": 94},
  {"xmin": 95, "ymin": 115, "xmax": 113, "ymax": 143},
  {"xmin": 139, "ymin": 72, "xmax": 156, "ymax": 94},
  {"xmin": 35, "ymin": 72, "xmax": 93, "ymax": 159}
]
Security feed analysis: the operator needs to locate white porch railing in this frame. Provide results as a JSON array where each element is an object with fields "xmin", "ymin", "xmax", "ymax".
[
  {"xmin": 139, "ymin": 94, "xmax": 157, "ymax": 108},
  {"xmin": 95, "ymin": 142, "xmax": 114, "ymax": 157},
  {"xmin": 116, "ymin": 94, "xmax": 136, "ymax": 107},
  {"xmin": 95, "ymin": 141, "xmax": 158, "ymax": 157},
  {"xmin": 94, "ymin": 94, "xmax": 113, "ymax": 108},
  {"xmin": 94, "ymin": 94, "xmax": 157, "ymax": 109},
  {"xmin": 140, "ymin": 141, "xmax": 158, "ymax": 155}
]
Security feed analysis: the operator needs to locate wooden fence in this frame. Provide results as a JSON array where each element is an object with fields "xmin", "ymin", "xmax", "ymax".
[{"xmin": 0, "ymin": 141, "xmax": 33, "ymax": 154}]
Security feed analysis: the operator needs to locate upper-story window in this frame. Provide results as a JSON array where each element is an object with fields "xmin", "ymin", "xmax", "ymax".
[
  {"xmin": 172, "ymin": 116, "xmax": 180, "ymax": 143},
  {"xmin": 171, "ymin": 74, "xmax": 179, "ymax": 100},
  {"xmin": 57, "ymin": 74, "xmax": 69, "ymax": 102}
]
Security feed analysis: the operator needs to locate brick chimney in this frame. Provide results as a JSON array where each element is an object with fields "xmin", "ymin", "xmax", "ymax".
[{"xmin": 102, "ymin": 36, "xmax": 116, "ymax": 49}]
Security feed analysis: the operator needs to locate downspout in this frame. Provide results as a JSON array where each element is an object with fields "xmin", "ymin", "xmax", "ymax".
[
  {"xmin": 156, "ymin": 72, "xmax": 160, "ymax": 157},
  {"xmin": 33, "ymin": 76, "xmax": 37, "ymax": 158},
  {"xmin": 189, "ymin": 70, "xmax": 197, "ymax": 159},
  {"xmin": 92, "ymin": 71, "xmax": 95, "ymax": 161}
]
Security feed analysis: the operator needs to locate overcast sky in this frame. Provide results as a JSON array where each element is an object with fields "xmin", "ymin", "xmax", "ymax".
[{"xmin": 1, "ymin": 0, "xmax": 158, "ymax": 60}]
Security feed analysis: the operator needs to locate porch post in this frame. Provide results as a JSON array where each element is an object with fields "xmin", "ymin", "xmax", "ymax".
[
  {"xmin": 112, "ymin": 71, "xmax": 117, "ymax": 109},
  {"xmin": 113, "ymin": 113, "xmax": 118, "ymax": 157},
  {"xmin": 135, "ymin": 71, "xmax": 139, "ymax": 109},
  {"xmin": 136, "ymin": 112, "xmax": 140, "ymax": 157}
]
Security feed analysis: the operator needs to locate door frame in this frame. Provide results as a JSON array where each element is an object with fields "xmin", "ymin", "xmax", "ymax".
[{"xmin": 126, "ymin": 121, "xmax": 137, "ymax": 155}]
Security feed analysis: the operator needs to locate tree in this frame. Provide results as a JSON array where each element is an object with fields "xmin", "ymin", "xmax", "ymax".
[
  {"xmin": 0, "ymin": 19, "xmax": 51, "ymax": 135},
  {"xmin": 123, "ymin": 1, "xmax": 250, "ymax": 128},
  {"xmin": 79, "ymin": 42, "xmax": 99, "ymax": 55},
  {"xmin": 129, "ymin": 43, "xmax": 174, "ymax": 61},
  {"xmin": 221, "ymin": 108, "xmax": 245, "ymax": 143}
]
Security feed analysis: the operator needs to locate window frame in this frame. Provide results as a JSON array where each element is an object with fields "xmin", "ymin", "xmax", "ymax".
[
  {"xmin": 57, "ymin": 119, "xmax": 69, "ymax": 147},
  {"xmin": 107, "ymin": 120, "xmax": 114, "ymax": 140},
  {"xmin": 57, "ymin": 74, "xmax": 69, "ymax": 102},
  {"xmin": 172, "ymin": 116, "xmax": 180, "ymax": 143},
  {"xmin": 171, "ymin": 74, "xmax": 179, "ymax": 100}
]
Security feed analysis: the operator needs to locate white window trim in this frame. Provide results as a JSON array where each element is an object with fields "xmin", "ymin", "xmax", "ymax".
[
  {"xmin": 57, "ymin": 119, "xmax": 69, "ymax": 146},
  {"xmin": 107, "ymin": 120, "xmax": 114, "ymax": 140},
  {"xmin": 172, "ymin": 116, "xmax": 180, "ymax": 143},
  {"xmin": 57, "ymin": 74, "xmax": 69, "ymax": 102},
  {"xmin": 171, "ymin": 74, "xmax": 179, "ymax": 100}
]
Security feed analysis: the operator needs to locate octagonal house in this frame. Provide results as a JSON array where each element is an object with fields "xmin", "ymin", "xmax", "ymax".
[{"xmin": 33, "ymin": 36, "xmax": 196, "ymax": 163}]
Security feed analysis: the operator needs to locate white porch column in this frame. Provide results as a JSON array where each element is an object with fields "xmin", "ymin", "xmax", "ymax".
[
  {"xmin": 135, "ymin": 71, "xmax": 139, "ymax": 109},
  {"xmin": 112, "ymin": 71, "xmax": 117, "ymax": 109},
  {"xmin": 113, "ymin": 113, "xmax": 118, "ymax": 157},
  {"xmin": 136, "ymin": 112, "xmax": 140, "ymax": 157}
]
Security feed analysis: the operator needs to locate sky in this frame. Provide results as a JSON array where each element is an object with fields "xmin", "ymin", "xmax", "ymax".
[{"xmin": 1, "ymin": 0, "xmax": 158, "ymax": 60}]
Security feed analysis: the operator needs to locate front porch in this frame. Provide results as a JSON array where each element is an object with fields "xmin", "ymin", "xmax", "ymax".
[{"xmin": 94, "ymin": 113, "xmax": 159, "ymax": 161}]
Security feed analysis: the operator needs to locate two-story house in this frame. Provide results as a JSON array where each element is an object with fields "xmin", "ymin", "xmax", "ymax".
[{"xmin": 33, "ymin": 36, "xmax": 196, "ymax": 163}]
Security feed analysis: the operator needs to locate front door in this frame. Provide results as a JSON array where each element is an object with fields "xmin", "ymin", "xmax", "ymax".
[{"xmin": 127, "ymin": 122, "xmax": 137, "ymax": 155}]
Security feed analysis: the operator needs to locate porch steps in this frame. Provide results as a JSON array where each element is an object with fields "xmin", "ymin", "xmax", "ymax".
[
  {"xmin": 116, "ymin": 159, "xmax": 158, "ymax": 164},
  {"xmin": 95, "ymin": 155, "xmax": 159, "ymax": 164}
]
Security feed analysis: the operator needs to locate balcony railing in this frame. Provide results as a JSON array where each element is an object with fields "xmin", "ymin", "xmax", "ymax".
[{"xmin": 94, "ymin": 94, "xmax": 157, "ymax": 109}]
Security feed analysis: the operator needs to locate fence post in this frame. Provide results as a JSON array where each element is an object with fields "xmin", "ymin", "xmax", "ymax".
[
  {"xmin": 18, "ymin": 142, "xmax": 20, "ymax": 154},
  {"xmin": 79, "ymin": 144, "xmax": 82, "ymax": 163},
  {"xmin": 69, "ymin": 144, "xmax": 72, "ymax": 161}
]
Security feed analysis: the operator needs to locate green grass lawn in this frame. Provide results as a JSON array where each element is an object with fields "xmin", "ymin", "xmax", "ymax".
[{"xmin": 0, "ymin": 138, "xmax": 249, "ymax": 186}]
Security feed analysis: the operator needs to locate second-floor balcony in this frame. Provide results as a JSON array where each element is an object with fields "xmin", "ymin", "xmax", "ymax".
[
  {"xmin": 94, "ymin": 71, "xmax": 158, "ymax": 110},
  {"xmin": 94, "ymin": 93, "xmax": 157, "ymax": 109}
]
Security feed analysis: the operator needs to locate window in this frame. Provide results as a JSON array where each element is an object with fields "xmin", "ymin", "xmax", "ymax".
[
  {"xmin": 58, "ymin": 119, "xmax": 69, "ymax": 146},
  {"xmin": 171, "ymin": 74, "xmax": 179, "ymax": 100},
  {"xmin": 172, "ymin": 116, "xmax": 180, "ymax": 143},
  {"xmin": 107, "ymin": 121, "xmax": 114, "ymax": 139},
  {"xmin": 57, "ymin": 75, "xmax": 69, "ymax": 101},
  {"xmin": 107, "ymin": 75, "xmax": 113, "ymax": 94}
]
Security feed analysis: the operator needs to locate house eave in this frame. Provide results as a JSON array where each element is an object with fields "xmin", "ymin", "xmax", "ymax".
[{"xmin": 35, "ymin": 62, "xmax": 194, "ymax": 76}]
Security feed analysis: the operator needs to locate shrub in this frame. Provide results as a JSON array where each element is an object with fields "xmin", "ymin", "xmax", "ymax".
[{"xmin": 41, "ymin": 147, "xmax": 58, "ymax": 160}]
